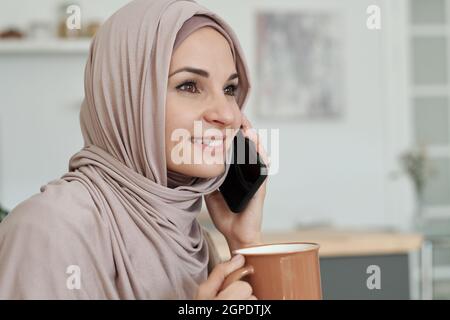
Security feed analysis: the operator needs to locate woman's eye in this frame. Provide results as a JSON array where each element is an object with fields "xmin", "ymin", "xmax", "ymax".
[
  {"xmin": 225, "ymin": 84, "xmax": 238, "ymax": 96},
  {"xmin": 176, "ymin": 81, "xmax": 239, "ymax": 96},
  {"xmin": 176, "ymin": 81, "xmax": 199, "ymax": 94}
]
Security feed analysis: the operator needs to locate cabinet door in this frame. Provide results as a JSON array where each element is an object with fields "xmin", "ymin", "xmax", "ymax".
[
  {"xmin": 409, "ymin": 0, "xmax": 450, "ymax": 217},
  {"xmin": 320, "ymin": 254, "xmax": 410, "ymax": 299}
]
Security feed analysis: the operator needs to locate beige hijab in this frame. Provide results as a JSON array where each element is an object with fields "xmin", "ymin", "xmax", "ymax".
[{"xmin": 0, "ymin": 0, "xmax": 250, "ymax": 299}]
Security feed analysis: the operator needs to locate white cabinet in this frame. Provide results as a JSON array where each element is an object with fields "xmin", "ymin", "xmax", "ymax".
[
  {"xmin": 408, "ymin": 0, "xmax": 450, "ymax": 215},
  {"xmin": 0, "ymin": 40, "xmax": 89, "ymax": 209}
]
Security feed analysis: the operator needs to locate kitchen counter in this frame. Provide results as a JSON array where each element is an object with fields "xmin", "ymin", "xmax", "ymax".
[
  {"xmin": 207, "ymin": 227, "xmax": 424, "ymax": 260},
  {"xmin": 205, "ymin": 227, "xmax": 425, "ymax": 299}
]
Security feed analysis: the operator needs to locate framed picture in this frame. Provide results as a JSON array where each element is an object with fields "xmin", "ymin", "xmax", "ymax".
[{"xmin": 255, "ymin": 10, "xmax": 344, "ymax": 119}]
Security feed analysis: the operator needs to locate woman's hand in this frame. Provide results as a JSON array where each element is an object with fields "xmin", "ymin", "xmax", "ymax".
[
  {"xmin": 195, "ymin": 254, "xmax": 257, "ymax": 300},
  {"xmin": 204, "ymin": 114, "xmax": 270, "ymax": 253}
]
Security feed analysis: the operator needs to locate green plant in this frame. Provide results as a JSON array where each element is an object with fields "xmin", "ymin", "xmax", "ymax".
[
  {"xmin": 400, "ymin": 145, "xmax": 436, "ymax": 200},
  {"xmin": 0, "ymin": 204, "xmax": 8, "ymax": 223}
]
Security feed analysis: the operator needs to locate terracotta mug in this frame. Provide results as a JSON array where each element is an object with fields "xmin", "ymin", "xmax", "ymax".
[{"xmin": 221, "ymin": 242, "xmax": 322, "ymax": 300}]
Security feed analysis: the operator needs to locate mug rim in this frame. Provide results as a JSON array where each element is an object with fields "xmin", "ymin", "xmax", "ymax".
[{"xmin": 232, "ymin": 241, "xmax": 320, "ymax": 256}]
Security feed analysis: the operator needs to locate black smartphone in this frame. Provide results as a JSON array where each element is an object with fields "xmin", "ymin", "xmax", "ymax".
[{"xmin": 219, "ymin": 129, "xmax": 268, "ymax": 213}]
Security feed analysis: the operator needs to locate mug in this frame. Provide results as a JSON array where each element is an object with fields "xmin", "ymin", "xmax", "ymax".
[{"xmin": 221, "ymin": 242, "xmax": 322, "ymax": 300}]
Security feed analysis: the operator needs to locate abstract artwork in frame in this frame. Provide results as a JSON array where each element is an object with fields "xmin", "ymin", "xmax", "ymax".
[{"xmin": 255, "ymin": 10, "xmax": 344, "ymax": 119}]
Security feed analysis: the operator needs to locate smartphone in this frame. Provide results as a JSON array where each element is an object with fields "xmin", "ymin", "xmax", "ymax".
[{"xmin": 219, "ymin": 129, "xmax": 268, "ymax": 213}]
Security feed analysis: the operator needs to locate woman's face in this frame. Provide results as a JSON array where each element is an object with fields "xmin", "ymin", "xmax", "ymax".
[{"xmin": 166, "ymin": 27, "xmax": 242, "ymax": 178}]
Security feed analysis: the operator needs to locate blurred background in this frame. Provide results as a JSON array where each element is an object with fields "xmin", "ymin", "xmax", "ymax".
[{"xmin": 1, "ymin": 0, "xmax": 449, "ymax": 299}]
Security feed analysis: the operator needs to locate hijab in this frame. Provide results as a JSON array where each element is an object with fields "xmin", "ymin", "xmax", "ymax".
[{"xmin": 0, "ymin": 0, "xmax": 251, "ymax": 299}]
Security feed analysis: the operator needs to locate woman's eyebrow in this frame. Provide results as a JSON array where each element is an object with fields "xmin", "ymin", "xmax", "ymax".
[{"xmin": 169, "ymin": 67, "xmax": 238, "ymax": 81}]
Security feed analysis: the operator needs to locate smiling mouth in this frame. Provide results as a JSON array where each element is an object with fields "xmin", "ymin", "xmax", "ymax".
[{"xmin": 190, "ymin": 137, "xmax": 225, "ymax": 148}]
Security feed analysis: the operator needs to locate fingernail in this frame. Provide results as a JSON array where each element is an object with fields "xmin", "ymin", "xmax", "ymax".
[{"xmin": 232, "ymin": 254, "xmax": 244, "ymax": 263}]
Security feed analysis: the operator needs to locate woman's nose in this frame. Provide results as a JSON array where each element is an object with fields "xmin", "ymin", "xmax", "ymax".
[{"xmin": 203, "ymin": 96, "xmax": 237, "ymax": 127}]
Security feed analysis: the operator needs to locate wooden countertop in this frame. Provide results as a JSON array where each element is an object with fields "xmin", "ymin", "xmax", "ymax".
[{"xmin": 206, "ymin": 227, "xmax": 424, "ymax": 261}]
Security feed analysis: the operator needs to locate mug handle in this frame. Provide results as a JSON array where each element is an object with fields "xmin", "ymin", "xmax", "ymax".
[{"xmin": 220, "ymin": 265, "xmax": 254, "ymax": 292}]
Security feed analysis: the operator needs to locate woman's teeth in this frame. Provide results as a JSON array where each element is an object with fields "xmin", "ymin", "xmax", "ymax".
[{"xmin": 192, "ymin": 138, "xmax": 223, "ymax": 147}]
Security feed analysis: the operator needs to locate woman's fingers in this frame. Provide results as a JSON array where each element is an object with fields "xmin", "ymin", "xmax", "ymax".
[
  {"xmin": 215, "ymin": 280, "xmax": 253, "ymax": 300},
  {"xmin": 196, "ymin": 254, "xmax": 245, "ymax": 299},
  {"xmin": 241, "ymin": 113, "xmax": 270, "ymax": 168},
  {"xmin": 241, "ymin": 113, "xmax": 252, "ymax": 131}
]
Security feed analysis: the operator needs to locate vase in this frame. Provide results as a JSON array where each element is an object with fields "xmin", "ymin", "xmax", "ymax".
[{"xmin": 411, "ymin": 191, "xmax": 425, "ymax": 232}]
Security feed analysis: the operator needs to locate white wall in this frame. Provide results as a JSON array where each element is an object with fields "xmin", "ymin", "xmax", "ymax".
[
  {"xmin": 0, "ymin": 0, "xmax": 413, "ymax": 231},
  {"xmin": 200, "ymin": 0, "xmax": 413, "ymax": 230},
  {"xmin": 0, "ymin": 54, "xmax": 86, "ymax": 208}
]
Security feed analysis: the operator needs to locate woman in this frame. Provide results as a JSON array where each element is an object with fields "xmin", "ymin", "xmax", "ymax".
[{"xmin": 0, "ymin": 0, "xmax": 268, "ymax": 299}]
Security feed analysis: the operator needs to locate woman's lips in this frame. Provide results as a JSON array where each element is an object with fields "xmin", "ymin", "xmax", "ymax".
[{"xmin": 191, "ymin": 137, "xmax": 226, "ymax": 153}]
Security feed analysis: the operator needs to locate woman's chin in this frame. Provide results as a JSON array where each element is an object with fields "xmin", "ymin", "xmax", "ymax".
[{"xmin": 172, "ymin": 163, "xmax": 226, "ymax": 179}]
